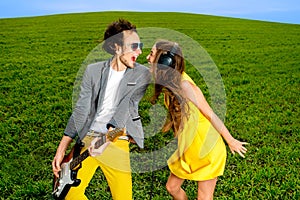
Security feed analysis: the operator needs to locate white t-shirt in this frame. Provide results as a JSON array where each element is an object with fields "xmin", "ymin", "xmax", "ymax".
[{"xmin": 90, "ymin": 67, "xmax": 126, "ymax": 133}]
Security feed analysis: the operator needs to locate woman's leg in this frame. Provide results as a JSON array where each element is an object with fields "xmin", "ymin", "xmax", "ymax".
[
  {"xmin": 197, "ymin": 178, "xmax": 217, "ymax": 200},
  {"xmin": 166, "ymin": 173, "xmax": 187, "ymax": 200}
]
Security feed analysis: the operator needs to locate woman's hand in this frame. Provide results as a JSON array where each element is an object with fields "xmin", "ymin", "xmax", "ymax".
[{"xmin": 228, "ymin": 139, "xmax": 248, "ymax": 158}]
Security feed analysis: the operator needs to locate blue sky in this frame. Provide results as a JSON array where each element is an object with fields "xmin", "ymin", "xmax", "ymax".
[{"xmin": 0, "ymin": 0, "xmax": 299, "ymax": 24}]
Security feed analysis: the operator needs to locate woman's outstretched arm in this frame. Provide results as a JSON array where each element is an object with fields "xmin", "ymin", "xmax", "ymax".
[{"xmin": 181, "ymin": 80, "xmax": 248, "ymax": 157}]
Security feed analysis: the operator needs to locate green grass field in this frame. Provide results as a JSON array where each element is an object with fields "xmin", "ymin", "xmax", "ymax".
[{"xmin": 0, "ymin": 11, "xmax": 299, "ymax": 199}]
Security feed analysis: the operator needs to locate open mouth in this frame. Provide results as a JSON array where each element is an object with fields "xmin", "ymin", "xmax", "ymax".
[{"xmin": 131, "ymin": 56, "xmax": 137, "ymax": 62}]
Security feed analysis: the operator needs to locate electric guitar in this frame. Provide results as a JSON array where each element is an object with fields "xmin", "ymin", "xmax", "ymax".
[{"xmin": 52, "ymin": 128, "xmax": 124, "ymax": 200}]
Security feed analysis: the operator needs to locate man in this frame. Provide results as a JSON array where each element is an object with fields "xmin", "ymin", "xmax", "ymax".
[{"xmin": 52, "ymin": 19, "xmax": 150, "ymax": 200}]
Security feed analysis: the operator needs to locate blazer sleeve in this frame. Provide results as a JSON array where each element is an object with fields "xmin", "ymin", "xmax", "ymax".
[
  {"xmin": 129, "ymin": 68, "xmax": 151, "ymax": 112},
  {"xmin": 64, "ymin": 65, "xmax": 93, "ymax": 138}
]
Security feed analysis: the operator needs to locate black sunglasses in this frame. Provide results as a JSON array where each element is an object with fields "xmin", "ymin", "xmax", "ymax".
[{"xmin": 128, "ymin": 43, "xmax": 143, "ymax": 51}]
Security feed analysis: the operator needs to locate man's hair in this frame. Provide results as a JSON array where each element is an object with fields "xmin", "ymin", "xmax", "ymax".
[{"xmin": 102, "ymin": 19, "xmax": 137, "ymax": 55}]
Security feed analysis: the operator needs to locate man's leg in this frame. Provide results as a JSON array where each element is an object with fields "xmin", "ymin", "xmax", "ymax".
[
  {"xmin": 99, "ymin": 140, "xmax": 132, "ymax": 200},
  {"xmin": 100, "ymin": 162, "xmax": 132, "ymax": 200},
  {"xmin": 65, "ymin": 154, "xmax": 99, "ymax": 200}
]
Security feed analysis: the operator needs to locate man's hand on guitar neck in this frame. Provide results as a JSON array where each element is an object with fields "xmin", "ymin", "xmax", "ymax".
[
  {"xmin": 88, "ymin": 139, "xmax": 111, "ymax": 157},
  {"xmin": 88, "ymin": 127, "xmax": 126, "ymax": 157}
]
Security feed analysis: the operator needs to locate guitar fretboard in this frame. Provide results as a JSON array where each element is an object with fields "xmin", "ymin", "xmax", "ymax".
[{"xmin": 70, "ymin": 150, "xmax": 89, "ymax": 170}]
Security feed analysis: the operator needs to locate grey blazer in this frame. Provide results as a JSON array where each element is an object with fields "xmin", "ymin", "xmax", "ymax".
[{"xmin": 64, "ymin": 58, "xmax": 151, "ymax": 148}]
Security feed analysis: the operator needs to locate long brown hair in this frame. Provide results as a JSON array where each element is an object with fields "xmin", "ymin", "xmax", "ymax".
[{"xmin": 150, "ymin": 40, "xmax": 189, "ymax": 137}]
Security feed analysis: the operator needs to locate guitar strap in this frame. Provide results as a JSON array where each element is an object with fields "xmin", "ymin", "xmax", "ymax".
[{"xmin": 74, "ymin": 139, "xmax": 84, "ymax": 159}]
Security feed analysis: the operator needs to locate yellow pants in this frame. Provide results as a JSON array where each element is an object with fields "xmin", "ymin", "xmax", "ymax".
[{"xmin": 65, "ymin": 138, "xmax": 132, "ymax": 200}]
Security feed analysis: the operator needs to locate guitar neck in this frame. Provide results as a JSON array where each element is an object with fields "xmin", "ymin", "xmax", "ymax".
[
  {"xmin": 69, "ymin": 128, "xmax": 123, "ymax": 170},
  {"xmin": 70, "ymin": 149, "xmax": 89, "ymax": 170}
]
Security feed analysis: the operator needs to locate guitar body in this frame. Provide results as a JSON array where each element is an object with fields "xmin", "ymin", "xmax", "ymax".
[
  {"xmin": 52, "ymin": 128, "xmax": 124, "ymax": 199},
  {"xmin": 52, "ymin": 142, "xmax": 83, "ymax": 200}
]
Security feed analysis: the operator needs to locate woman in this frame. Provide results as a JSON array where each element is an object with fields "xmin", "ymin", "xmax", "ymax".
[{"xmin": 147, "ymin": 40, "xmax": 248, "ymax": 200}]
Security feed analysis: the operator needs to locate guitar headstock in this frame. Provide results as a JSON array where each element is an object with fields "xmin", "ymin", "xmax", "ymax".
[{"xmin": 107, "ymin": 128, "xmax": 125, "ymax": 142}]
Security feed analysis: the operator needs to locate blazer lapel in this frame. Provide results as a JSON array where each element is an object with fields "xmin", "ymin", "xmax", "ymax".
[{"xmin": 96, "ymin": 61, "xmax": 110, "ymax": 109}]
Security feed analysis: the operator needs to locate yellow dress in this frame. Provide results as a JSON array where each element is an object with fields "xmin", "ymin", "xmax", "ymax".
[{"xmin": 167, "ymin": 72, "xmax": 227, "ymax": 181}]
